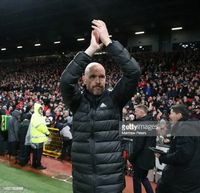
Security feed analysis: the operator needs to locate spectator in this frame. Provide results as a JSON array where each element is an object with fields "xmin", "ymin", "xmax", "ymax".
[
  {"xmin": 60, "ymin": 124, "xmax": 72, "ymax": 161},
  {"xmin": 8, "ymin": 109, "xmax": 21, "ymax": 162},
  {"xmin": 18, "ymin": 113, "xmax": 32, "ymax": 166}
]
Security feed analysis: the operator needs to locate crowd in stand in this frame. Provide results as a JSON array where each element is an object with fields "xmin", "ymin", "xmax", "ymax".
[{"xmin": 0, "ymin": 49, "xmax": 200, "ymax": 165}]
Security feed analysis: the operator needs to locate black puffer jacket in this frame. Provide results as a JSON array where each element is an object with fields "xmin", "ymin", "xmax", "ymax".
[
  {"xmin": 158, "ymin": 120, "xmax": 200, "ymax": 193},
  {"xmin": 60, "ymin": 41, "xmax": 141, "ymax": 193}
]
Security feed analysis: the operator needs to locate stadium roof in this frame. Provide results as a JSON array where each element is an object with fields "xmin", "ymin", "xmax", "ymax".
[{"xmin": 0, "ymin": 0, "xmax": 199, "ymax": 57}]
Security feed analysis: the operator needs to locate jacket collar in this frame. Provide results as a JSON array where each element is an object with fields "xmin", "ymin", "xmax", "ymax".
[{"xmin": 83, "ymin": 88, "xmax": 108, "ymax": 103}]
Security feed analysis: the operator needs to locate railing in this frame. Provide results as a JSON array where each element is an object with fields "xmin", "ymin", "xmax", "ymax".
[{"xmin": 43, "ymin": 128, "xmax": 62, "ymax": 159}]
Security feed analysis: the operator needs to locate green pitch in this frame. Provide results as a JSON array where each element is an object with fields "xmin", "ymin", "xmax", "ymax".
[{"xmin": 0, "ymin": 164, "xmax": 72, "ymax": 193}]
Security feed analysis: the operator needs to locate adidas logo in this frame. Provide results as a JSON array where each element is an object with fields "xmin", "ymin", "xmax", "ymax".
[{"xmin": 100, "ymin": 103, "xmax": 107, "ymax": 108}]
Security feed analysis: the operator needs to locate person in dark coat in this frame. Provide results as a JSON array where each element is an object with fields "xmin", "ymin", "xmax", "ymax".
[
  {"xmin": 129, "ymin": 104, "xmax": 156, "ymax": 193},
  {"xmin": 60, "ymin": 20, "xmax": 141, "ymax": 193},
  {"xmin": 0, "ymin": 134, "xmax": 4, "ymax": 155},
  {"xmin": 18, "ymin": 113, "xmax": 32, "ymax": 166},
  {"xmin": 60, "ymin": 124, "xmax": 72, "ymax": 161},
  {"xmin": 0, "ymin": 107, "xmax": 5, "ymax": 155},
  {"xmin": 8, "ymin": 109, "xmax": 21, "ymax": 161},
  {"xmin": 156, "ymin": 104, "xmax": 200, "ymax": 193},
  {"xmin": 0, "ymin": 107, "xmax": 7, "ymax": 155}
]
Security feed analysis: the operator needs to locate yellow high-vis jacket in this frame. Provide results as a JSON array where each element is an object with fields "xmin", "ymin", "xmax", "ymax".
[{"xmin": 30, "ymin": 103, "xmax": 50, "ymax": 144}]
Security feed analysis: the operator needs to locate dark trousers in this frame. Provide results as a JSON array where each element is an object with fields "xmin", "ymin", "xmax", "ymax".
[
  {"xmin": 18, "ymin": 144, "xmax": 32, "ymax": 166},
  {"xmin": 156, "ymin": 179, "xmax": 170, "ymax": 193},
  {"xmin": 32, "ymin": 146, "xmax": 43, "ymax": 168},
  {"xmin": 8, "ymin": 141, "xmax": 19, "ymax": 156},
  {"xmin": 133, "ymin": 166, "xmax": 154, "ymax": 193},
  {"xmin": 0, "ymin": 135, "xmax": 4, "ymax": 155},
  {"xmin": 61, "ymin": 139, "xmax": 72, "ymax": 160}
]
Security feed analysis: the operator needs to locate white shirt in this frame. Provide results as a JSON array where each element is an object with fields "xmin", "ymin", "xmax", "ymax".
[{"xmin": 60, "ymin": 125, "xmax": 72, "ymax": 139}]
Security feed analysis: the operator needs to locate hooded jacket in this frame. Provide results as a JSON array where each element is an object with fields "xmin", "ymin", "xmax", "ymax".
[
  {"xmin": 60, "ymin": 41, "xmax": 141, "ymax": 193},
  {"xmin": 30, "ymin": 103, "xmax": 49, "ymax": 144},
  {"xmin": 8, "ymin": 110, "xmax": 21, "ymax": 142}
]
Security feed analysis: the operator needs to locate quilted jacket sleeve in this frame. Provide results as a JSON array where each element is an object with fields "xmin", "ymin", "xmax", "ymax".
[
  {"xmin": 107, "ymin": 41, "xmax": 141, "ymax": 109},
  {"xmin": 60, "ymin": 52, "xmax": 92, "ymax": 113}
]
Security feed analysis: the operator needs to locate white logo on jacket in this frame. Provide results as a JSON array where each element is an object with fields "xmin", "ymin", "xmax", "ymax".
[{"xmin": 99, "ymin": 103, "xmax": 107, "ymax": 108}]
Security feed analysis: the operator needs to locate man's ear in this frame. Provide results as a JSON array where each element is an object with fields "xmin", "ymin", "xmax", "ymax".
[
  {"xmin": 178, "ymin": 112, "xmax": 183, "ymax": 119},
  {"xmin": 82, "ymin": 75, "xmax": 86, "ymax": 85}
]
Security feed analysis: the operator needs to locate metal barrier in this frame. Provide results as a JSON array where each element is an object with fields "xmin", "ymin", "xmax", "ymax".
[{"xmin": 43, "ymin": 128, "xmax": 62, "ymax": 159}]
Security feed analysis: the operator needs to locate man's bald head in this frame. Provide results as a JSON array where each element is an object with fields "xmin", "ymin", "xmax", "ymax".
[
  {"xmin": 84, "ymin": 62, "xmax": 105, "ymax": 76},
  {"xmin": 83, "ymin": 62, "xmax": 106, "ymax": 95}
]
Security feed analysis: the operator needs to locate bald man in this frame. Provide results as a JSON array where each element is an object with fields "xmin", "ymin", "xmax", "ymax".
[
  {"xmin": 83, "ymin": 62, "xmax": 106, "ymax": 96},
  {"xmin": 60, "ymin": 20, "xmax": 141, "ymax": 193}
]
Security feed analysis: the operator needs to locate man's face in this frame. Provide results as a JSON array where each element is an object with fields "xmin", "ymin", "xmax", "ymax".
[
  {"xmin": 169, "ymin": 109, "xmax": 181, "ymax": 123},
  {"xmin": 84, "ymin": 64, "xmax": 106, "ymax": 96},
  {"xmin": 39, "ymin": 107, "xmax": 43, "ymax": 115},
  {"xmin": 134, "ymin": 107, "xmax": 145, "ymax": 119}
]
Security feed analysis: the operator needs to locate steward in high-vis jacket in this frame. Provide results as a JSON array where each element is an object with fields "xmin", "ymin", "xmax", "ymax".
[
  {"xmin": 60, "ymin": 20, "xmax": 141, "ymax": 193},
  {"xmin": 30, "ymin": 103, "xmax": 49, "ymax": 169}
]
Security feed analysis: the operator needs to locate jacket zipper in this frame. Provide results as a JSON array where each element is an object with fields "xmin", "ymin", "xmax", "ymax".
[{"xmin": 90, "ymin": 99, "xmax": 96, "ymax": 193}]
